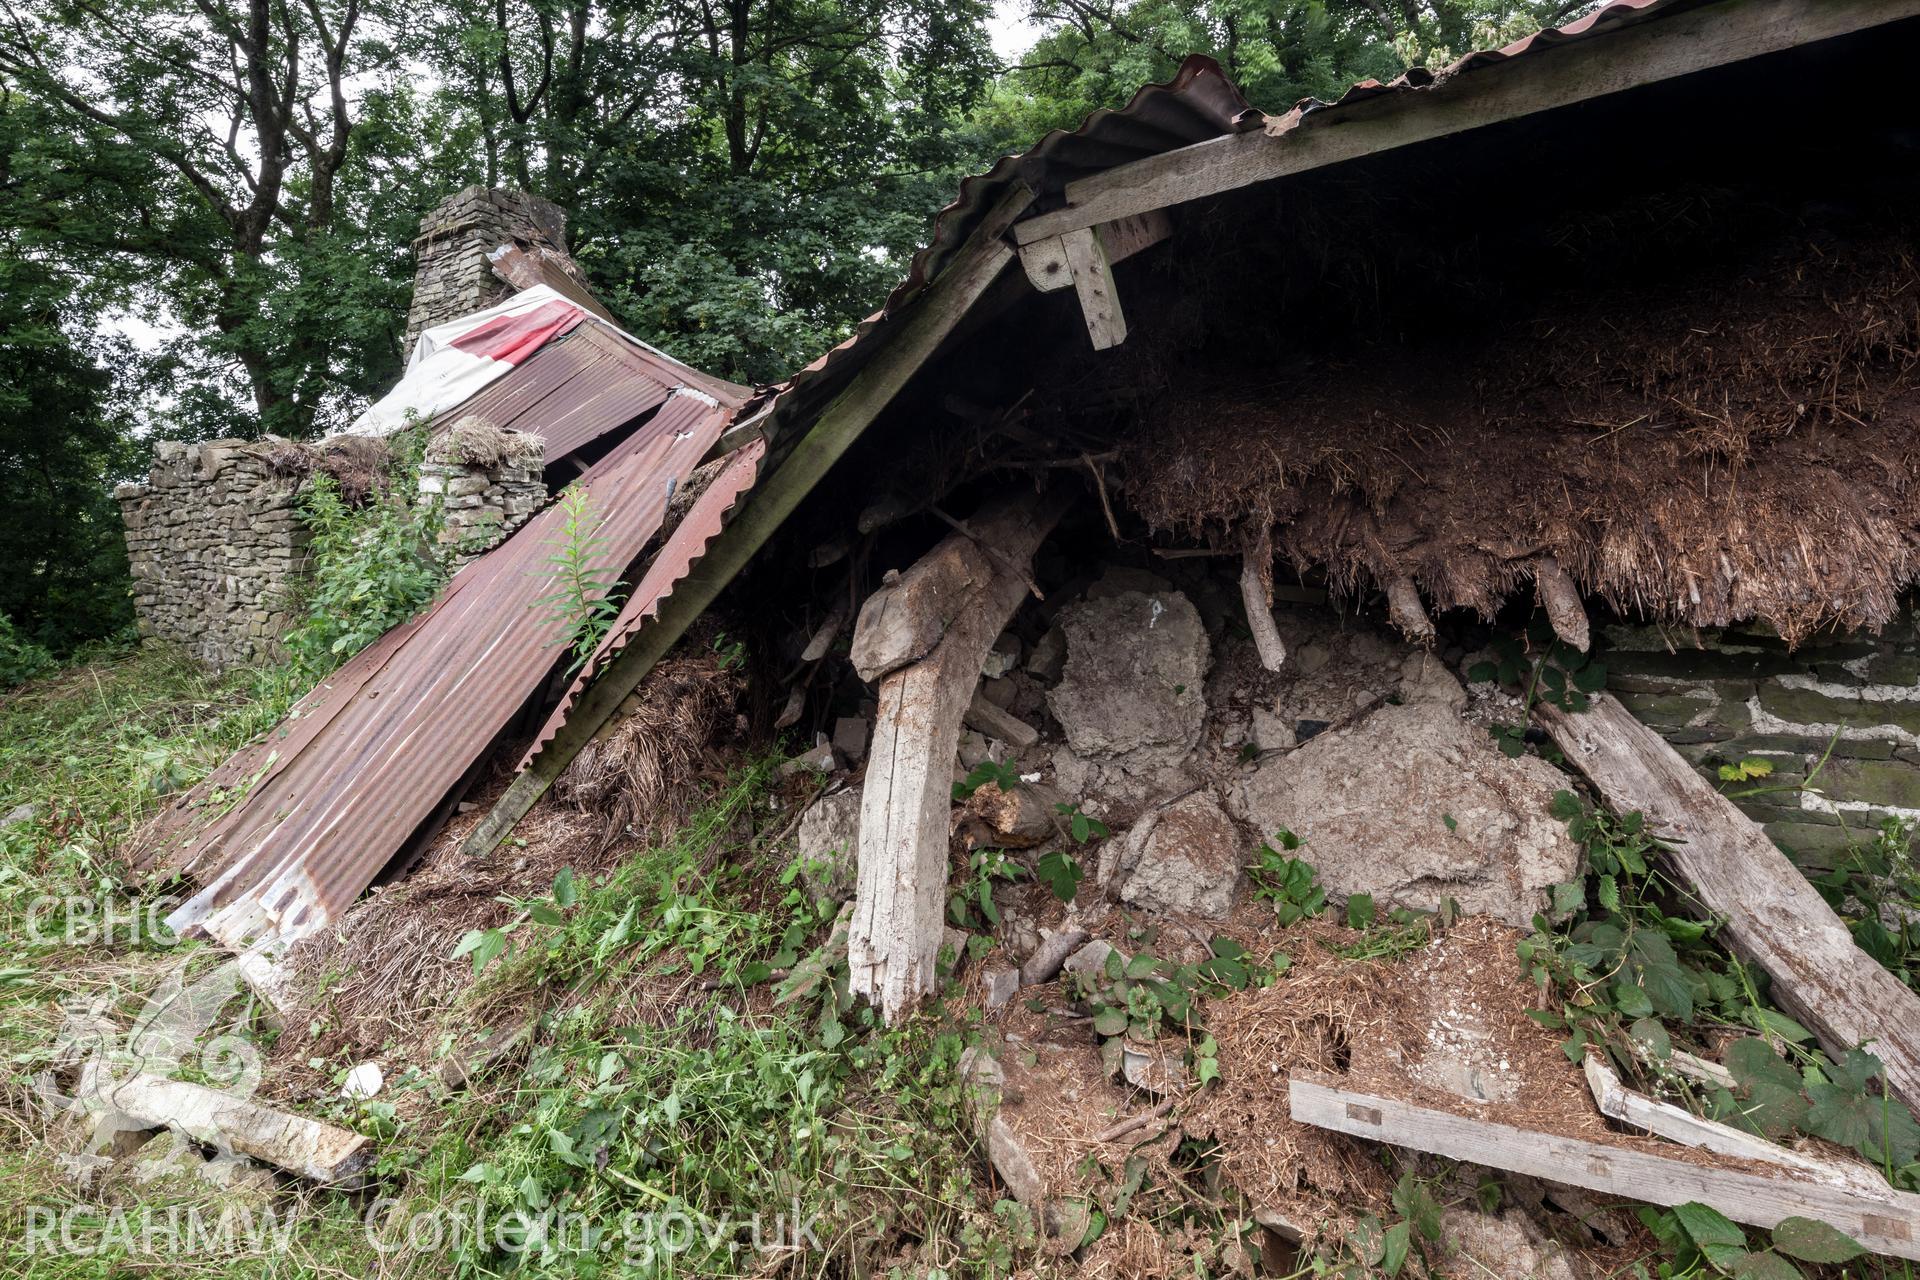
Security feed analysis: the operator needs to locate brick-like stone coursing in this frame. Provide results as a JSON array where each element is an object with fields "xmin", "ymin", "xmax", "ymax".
[
  {"xmin": 403, "ymin": 186, "xmax": 572, "ymax": 350},
  {"xmin": 1603, "ymin": 619, "xmax": 1920, "ymax": 866},
  {"xmin": 419, "ymin": 457, "xmax": 546, "ymax": 569},
  {"xmin": 118, "ymin": 441, "xmax": 549, "ymax": 669}
]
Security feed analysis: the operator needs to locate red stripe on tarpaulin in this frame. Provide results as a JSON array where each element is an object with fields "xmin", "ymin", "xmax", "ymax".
[
  {"xmin": 449, "ymin": 298, "xmax": 584, "ymax": 364},
  {"xmin": 151, "ymin": 395, "xmax": 732, "ymax": 950},
  {"xmin": 435, "ymin": 324, "xmax": 726, "ymax": 467},
  {"xmin": 518, "ymin": 434, "xmax": 766, "ymax": 769}
]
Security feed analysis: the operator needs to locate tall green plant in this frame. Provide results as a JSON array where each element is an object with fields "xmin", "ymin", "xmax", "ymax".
[
  {"xmin": 532, "ymin": 485, "xmax": 622, "ymax": 674},
  {"xmin": 284, "ymin": 457, "xmax": 447, "ymax": 679}
]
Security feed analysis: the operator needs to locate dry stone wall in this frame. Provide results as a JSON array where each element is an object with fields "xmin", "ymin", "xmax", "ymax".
[
  {"xmin": 118, "ymin": 439, "xmax": 549, "ymax": 669},
  {"xmin": 116, "ymin": 440, "xmax": 306, "ymax": 670},
  {"xmin": 1603, "ymin": 619, "xmax": 1920, "ymax": 869},
  {"xmin": 419, "ymin": 455, "xmax": 545, "ymax": 568}
]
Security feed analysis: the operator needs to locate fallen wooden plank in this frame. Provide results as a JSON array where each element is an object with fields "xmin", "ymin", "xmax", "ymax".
[
  {"xmin": 1289, "ymin": 1074, "xmax": 1920, "ymax": 1260},
  {"xmin": 459, "ymin": 185, "xmax": 1033, "ymax": 859},
  {"xmin": 1012, "ymin": 0, "xmax": 1920, "ymax": 247},
  {"xmin": 1535, "ymin": 693, "xmax": 1920, "ymax": 1109},
  {"xmin": 81, "ymin": 1065, "xmax": 373, "ymax": 1187},
  {"xmin": 851, "ymin": 487, "xmax": 1068, "ymax": 1021},
  {"xmin": 1583, "ymin": 1054, "xmax": 1888, "ymax": 1195}
]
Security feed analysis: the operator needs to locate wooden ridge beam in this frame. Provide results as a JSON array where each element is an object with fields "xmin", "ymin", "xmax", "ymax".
[
  {"xmin": 459, "ymin": 185, "xmax": 1034, "ymax": 860},
  {"xmin": 1012, "ymin": 0, "xmax": 1920, "ymax": 248}
]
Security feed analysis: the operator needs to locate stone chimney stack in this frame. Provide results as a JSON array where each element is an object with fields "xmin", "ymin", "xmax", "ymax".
[{"xmin": 403, "ymin": 187, "xmax": 574, "ymax": 351}]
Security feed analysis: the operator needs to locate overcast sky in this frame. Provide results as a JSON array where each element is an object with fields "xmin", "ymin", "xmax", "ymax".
[{"xmin": 988, "ymin": 0, "xmax": 1040, "ymax": 64}]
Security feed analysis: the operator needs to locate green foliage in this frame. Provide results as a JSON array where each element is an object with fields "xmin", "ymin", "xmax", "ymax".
[
  {"xmin": 949, "ymin": 847, "xmax": 1023, "ymax": 930},
  {"xmin": 1035, "ymin": 849, "xmax": 1085, "ymax": 903},
  {"xmin": 1524, "ymin": 790, "xmax": 1920, "ymax": 1192},
  {"xmin": 284, "ymin": 454, "xmax": 448, "ymax": 679},
  {"xmin": 1639, "ymin": 1202, "xmax": 1867, "ymax": 1280},
  {"xmin": 1247, "ymin": 830, "xmax": 1328, "ymax": 925},
  {"xmin": 0, "ymin": 614, "xmax": 55, "ymax": 688},
  {"xmin": 1466, "ymin": 623, "xmax": 1605, "ymax": 756},
  {"xmin": 0, "ymin": 223, "xmax": 135, "ymax": 653},
  {"xmin": 1805, "ymin": 815, "xmax": 1920, "ymax": 992},
  {"xmin": 990, "ymin": 0, "xmax": 1590, "ymax": 148},
  {"xmin": 406, "ymin": 765, "xmax": 995, "ymax": 1275},
  {"xmin": 1069, "ymin": 931, "xmax": 1274, "ymax": 1086},
  {"xmin": 952, "ymin": 758, "xmax": 1021, "ymax": 800},
  {"xmin": 1055, "ymin": 799, "xmax": 1111, "ymax": 843},
  {"xmin": 531, "ymin": 484, "xmax": 623, "ymax": 674}
]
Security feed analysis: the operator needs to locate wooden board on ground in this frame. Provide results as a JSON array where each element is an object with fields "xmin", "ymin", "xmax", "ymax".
[
  {"xmin": 1289, "ymin": 1074, "xmax": 1920, "ymax": 1260},
  {"xmin": 83, "ymin": 1066, "xmax": 373, "ymax": 1187},
  {"xmin": 1583, "ymin": 1053, "xmax": 1888, "ymax": 1195},
  {"xmin": 1535, "ymin": 693, "xmax": 1920, "ymax": 1109}
]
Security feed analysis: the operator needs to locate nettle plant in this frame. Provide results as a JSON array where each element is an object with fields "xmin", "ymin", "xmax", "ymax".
[
  {"xmin": 1246, "ymin": 829, "xmax": 1326, "ymax": 925},
  {"xmin": 1643, "ymin": 1202, "xmax": 1871, "ymax": 1280},
  {"xmin": 1521, "ymin": 790, "xmax": 1920, "ymax": 1189},
  {"xmin": 946, "ymin": 761, "xmax": 1103, "ymax": 931},
  {"xmin": 287, "ymin": 433, "xmax": 448, "ymax": 678},
  {"xmin": 1064, "ymin": 933, "xmax": 1261, "ymax": 1086}
]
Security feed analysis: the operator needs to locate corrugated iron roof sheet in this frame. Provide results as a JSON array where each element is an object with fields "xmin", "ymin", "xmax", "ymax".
[
  {"xmin": 520, "ymin": 437, "xmax": 767, "ymax": 768},
  {"xmin": 444, "ymin": 322, "xmax": 742, "ymax": 465},
  {"xmin": 138, "ymin": 386, "xmax": 734, "ymax": 951}
]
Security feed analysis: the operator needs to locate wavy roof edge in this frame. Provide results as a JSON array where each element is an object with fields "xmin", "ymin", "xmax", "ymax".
[{"xmin": 769, "ymin": 0, "xmax": 1688, "ymax": 425}]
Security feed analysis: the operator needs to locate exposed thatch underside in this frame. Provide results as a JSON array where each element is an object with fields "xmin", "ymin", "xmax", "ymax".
[{"xmin": 1119, "ymin": 231, "xmax": 1920, "ymax": 645}]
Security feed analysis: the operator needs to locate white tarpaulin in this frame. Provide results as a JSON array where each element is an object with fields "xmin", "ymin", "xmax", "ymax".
[{"xmin": 342, "ymin": 286, "xmax": 586, "ymax": 437}]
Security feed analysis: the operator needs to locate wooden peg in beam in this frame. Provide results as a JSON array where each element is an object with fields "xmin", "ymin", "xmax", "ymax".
[
  {"xmin": 1062, "ymin": 225, "xmax": 1127, "ymax": 350},
  {"xmin": 1018, "ymin": 209, "xmax": 1170, "ymax": 295}
]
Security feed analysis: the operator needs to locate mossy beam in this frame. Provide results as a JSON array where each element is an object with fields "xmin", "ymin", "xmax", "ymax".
[{"xmin": 460, "ymin": 185, "xmax": 1033, "ymax": 859}]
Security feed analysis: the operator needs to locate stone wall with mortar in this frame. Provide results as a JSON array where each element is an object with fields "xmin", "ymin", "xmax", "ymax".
[
  {"xmin": 1603, "ymin": 619, "xmax": 1920, "ymax": 868},
  {"xmin": 116, "ymin": 440, "xmax": 306, "ymax": 669},
  {"xmin": 403, "ymin": 186, "xmax": 572, "ymax": 350}
]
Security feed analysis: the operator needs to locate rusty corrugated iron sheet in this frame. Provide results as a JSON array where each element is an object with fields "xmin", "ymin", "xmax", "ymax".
[
  {"xmin": 138, "ymin": 388, "xmax": 734, "ymax": 950},
  {"xmin": 444, "ymin": 323, "xmax": 724, "ymax": 465},
  {"xmin": 520, "ymin": 437, "xmax": 767, "ymax": 768}
]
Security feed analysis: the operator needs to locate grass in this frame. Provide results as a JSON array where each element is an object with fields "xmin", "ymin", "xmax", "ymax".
[{"xmin": 0, "ymin": 647, "xmax": 1011, "ymax": 1279}]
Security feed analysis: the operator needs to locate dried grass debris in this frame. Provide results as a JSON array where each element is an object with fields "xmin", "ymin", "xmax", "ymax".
[
  {"xmin": 553, "ymin": 643, "xmax": 745, "ymax": 848},
  {"xmin": 429, "ymin": 415, "xmax": 545, "ymax": 468}
]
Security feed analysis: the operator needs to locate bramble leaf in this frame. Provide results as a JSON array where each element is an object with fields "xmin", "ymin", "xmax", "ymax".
[{"xmin": 1770, "ymin": 1217, "xmax": 1864, "ymax": 1264}]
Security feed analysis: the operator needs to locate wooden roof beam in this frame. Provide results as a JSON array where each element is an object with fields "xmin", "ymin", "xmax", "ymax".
[{"xmin": 1012, "ymin": 0, "xmax": 1920, "ymax": 248}]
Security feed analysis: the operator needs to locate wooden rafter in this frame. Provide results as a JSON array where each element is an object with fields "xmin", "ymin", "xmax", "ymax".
[{"xmin": 1011, "ymin": 0, "xmax": 1920, "ymax": 248}]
